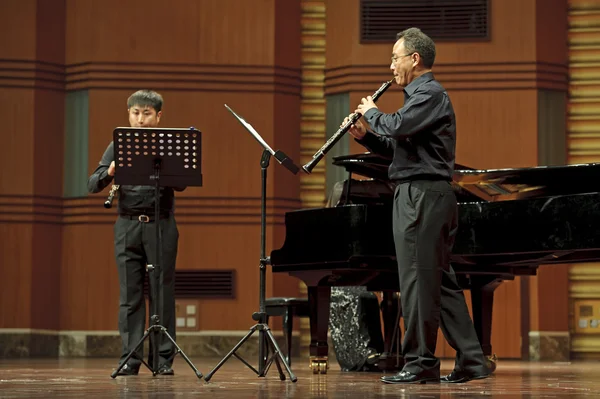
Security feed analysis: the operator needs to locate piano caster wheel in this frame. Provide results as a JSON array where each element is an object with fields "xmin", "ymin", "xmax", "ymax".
[
  {"xmin": 309, "ymin": 357, "xmax": 328, "ymax": 374},
  {"xmin": 486, "ymin": 353, "xmax": 498, "ymax": 374}
]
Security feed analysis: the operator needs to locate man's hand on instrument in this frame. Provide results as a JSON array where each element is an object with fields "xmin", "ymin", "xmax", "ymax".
[
  {"xmin": 355, "ymin": 96, "xmax": 377, "ymax": 116},
  {"xmin": 108, "ymin": 161, "xmax": 116, "ymax": 176},
  {"xmin": 343, "ymin": 115, "xmax": 367, "ymax": 139}
]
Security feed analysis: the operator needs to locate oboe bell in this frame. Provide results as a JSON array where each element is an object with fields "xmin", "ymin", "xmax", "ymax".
[
  {"xmin": 104, "ymin": 184, "xmax": 119, "ymax": 208},
  {"xmin": 302, "ymin": 78, "xmax": 394, "ymax": 174}
]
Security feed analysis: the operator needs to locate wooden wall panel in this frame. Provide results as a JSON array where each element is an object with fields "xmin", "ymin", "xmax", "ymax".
[
  {"xmin": 31, "ymin": 1, "xmax": 66, "ymax": 331},
  {"xmin": 528, "ymin": 0, "xmax": 570, "ymax": 345},
  {"xmin": 349, "ymin": 90, "xmax": 540, "ymax": 169},
  {"xmin": 325, "ymin": 0, "xmax": 565, "ymax": 95},
  {"xmin": 0, "ymin": 0, "xmax": 66, "ymax": 331},
  {"xmin": 0, "ymin": 0, "xmax": 36, "ymax": 60},
  {"xmin": 34, "ymin": 89, "xmax": 65, "ymax": 196},
  {"xmin": 533, "ymin": 265, "xmax": 570, "ymax": 331},
  {"xmin": 0, "ymin": 224, "xmax": 32, "ymax": 328},
  {"xmin": 31, "ymin": 224, "xmax": 62, "ymax": 330},
  {"xmin": 178, "ymin": 224, "xmax": 261, "ymax": 330},
  {"xmin": 65, "ymin": 0, "xmax": 277, "ymax": 65},
  {"xmin": 451, "ymin": 90, "xmax": 539, "ymax": 168},
  {"xmin": 0, "ymin": 89, "xmax": 34, "ymax": 193},
  {"xmin": 271, "ymin": 90, "xmax": 303, "ymax": 297},
  {"xmin": 0, "ymin": 0, "xmax": 571, "ymax": 365},
  {"xmin": 35, "ymin": 0, "xmax": 66, "ymax": 66},
  {"xmin": 60, "ymin": 223, "xmax": 120, "ymax": 331},
  {"xmin": 329, "ymin": 0, "xmax": 569, "ymax": 360},
  {"xmin": 1, "ymin": 0, "xmax": 302, "ymax": 333},
  {"xmin": 57, "ymin": 0, "xmax": 303, "ymax": 332},
  {"xmin": 327, "ymin": 0, "xmax": 534, "ymax": 70}
]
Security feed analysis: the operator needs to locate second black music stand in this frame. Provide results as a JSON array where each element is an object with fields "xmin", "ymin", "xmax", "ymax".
[
  {"xmin": 203, "ymin": 105, "xmax": 299, "ymax": 383},
  {"xmin": 109, "ymin": 126, "xmax": 203, "ymax": 379}
]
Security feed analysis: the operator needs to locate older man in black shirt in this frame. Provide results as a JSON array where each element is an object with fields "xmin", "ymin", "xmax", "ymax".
[
  {"xmin": 88, "ymin": 90, "xmax": 183, "ymax": 376},
  {"xmin": 346, "ymin": 28, "xmax": 490, "ymax": 384}
]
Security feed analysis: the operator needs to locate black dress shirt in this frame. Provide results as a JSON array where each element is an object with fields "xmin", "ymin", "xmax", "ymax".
[
  {"xmin": 358, "ymin": 72, "xmax": 456, "ymax": 182},
  {"xmin": 88, "ymin": 141, "xmax": 184, "ymax": 215}
]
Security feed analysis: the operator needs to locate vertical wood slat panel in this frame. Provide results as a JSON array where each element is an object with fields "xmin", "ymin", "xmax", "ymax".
[
  {"xmin": 569, "ymin": 1, "xmax": 600, "ymax": 163},
  {"xmin": 568, "ymin": 0, "xmax": 600, "ymax": 359},
  {"xmin": 300, "ymin": 0, "xmax": 327, "ymax": 209},
  {"xmin": 298, "ymin": 0, "xmax": 327, "ymax": 355}
]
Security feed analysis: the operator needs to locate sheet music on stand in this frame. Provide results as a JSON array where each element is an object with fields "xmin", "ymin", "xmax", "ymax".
[
  {"xmin": 109, "ymin": 125, "xmax": 204, "ymax": 379},
  {"xmin": 202, "ymin": 105, "xmax": 298, "ymax": 383},
  {"xmin": 113, "ymin": 127, "xmax": 203, "ymax": 187},
  {"xmin": 224, "ymin": 104, "xmax": 298, "ymax": 175}
]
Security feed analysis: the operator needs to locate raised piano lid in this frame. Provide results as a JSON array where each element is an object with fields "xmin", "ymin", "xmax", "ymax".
[
  {"xmin": 332, "ymin": 153, "xmax": 392, "ymax": 182},
  {"xmin": 454, "ymin": 162, "xmax": 600, "ymax": 201},
  {"xmin": 333, "ymin": 153, "xmax": 600, "ymax": 202}
]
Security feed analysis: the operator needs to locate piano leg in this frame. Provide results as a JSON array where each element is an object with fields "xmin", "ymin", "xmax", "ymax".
[
  {"xmin": 378, "ymin": 291, "xmax": 403, "ymax": 371},
  {"xmin": 470, "ymin": 277, "xmax": 502, "ymax": 372},
  {"xmin": 308, "ymin": 285, "xmax": 331, "ymax": 374}
]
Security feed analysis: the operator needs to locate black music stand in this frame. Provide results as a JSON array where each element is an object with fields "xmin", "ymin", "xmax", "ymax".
[
  {"xmin": 203, "ymin": 105, "xmax": 299, "ymax": 383},
  {"xmin": 109, "ymin": 126, "xmax": 203, "ymax": 379}
]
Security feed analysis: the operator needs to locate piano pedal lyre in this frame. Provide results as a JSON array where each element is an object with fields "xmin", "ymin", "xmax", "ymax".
[{"xmin": 309, "ymin": 356, "xmax": 328, "ymax": 374}]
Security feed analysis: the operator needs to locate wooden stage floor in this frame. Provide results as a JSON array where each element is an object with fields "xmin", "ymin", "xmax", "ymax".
[{"xmin": 1, "ymin": 357, "xmax": 599, "ymax": 398}]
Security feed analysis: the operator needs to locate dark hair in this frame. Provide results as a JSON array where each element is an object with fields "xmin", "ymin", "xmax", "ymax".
[
  {"xmin": 396, "ymin": 27, "xmax": 436, "ymax": 69},
  {"xmin": 127, "ymin": 90, "xmax": 163, "ymax": 112}
]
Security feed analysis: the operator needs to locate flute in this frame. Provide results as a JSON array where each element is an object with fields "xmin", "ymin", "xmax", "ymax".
[
  {"xmin": 302, "ymin": 79, "xmax": 394, "ymax": 174},
  {"xmin": 104, "ymin": 184, "xmax": 120, "ymax": 208}
]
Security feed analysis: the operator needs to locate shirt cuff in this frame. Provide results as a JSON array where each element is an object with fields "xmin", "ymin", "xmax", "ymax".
[
  {"xmin": 363, "ymin": 107, "xmax": 380, "ymax": 124},
  {"xmin": 355, "ymin": 130, "xmax": 378, "ymax": 148},
  {"xmin": 100, "ymin": 169, "xmax": 113, "ymax": 183}
]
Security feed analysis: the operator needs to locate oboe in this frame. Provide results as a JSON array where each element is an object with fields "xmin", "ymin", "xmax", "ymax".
[
  {"xmin": 302, "ymin": 78, "xmax": 394, "ymax": 174},
  {"xmin": 104, "ymin": 184, "xmax": 120, "ymax": 208}
]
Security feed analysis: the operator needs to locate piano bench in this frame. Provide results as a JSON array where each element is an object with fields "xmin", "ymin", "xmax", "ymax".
[{"xmin": 264, "ymin": 297, "xmax": 310, "ymax": 366}]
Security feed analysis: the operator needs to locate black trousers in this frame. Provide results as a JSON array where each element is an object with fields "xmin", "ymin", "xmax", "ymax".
[
  {"xmin": 393, "ymin": 179, "xmax": 487, "ymax": 376},
  {"xmin": 114, "ymin": 215, "xmax": 179, "ymax": 369}
]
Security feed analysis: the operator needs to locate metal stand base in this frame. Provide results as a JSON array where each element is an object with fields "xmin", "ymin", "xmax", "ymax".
[
  {"xmin": 203, "ymin": 321, "xmax": 297, "ymax": 382},
  {"xmin": 110, "ymin": 323, "xmax": 203, "ymax": 379}
]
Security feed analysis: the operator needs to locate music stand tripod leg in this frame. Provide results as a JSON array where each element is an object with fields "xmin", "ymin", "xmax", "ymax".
[
  {"xmin": 110, "ymin": 327, "xmax": 153, "ymax": 378},
  {"xmin": 160, "ymin": 328, "xmax": 203, "ymax": 378},
  {"xmin": 203, "ymin": 149, "xmax": 297, "ymax": 383},
  {"xmin": 111, "ymin": 156, "xmax": 203, "ymax": 379},
  {"xmin": 263, "ymin": 325, "xmax": 296, "ymax": 380},
  {"xmin": 203, "ymin": 325, "xmax": 260, "ymax": 381},
  {"xmin": 152, "ymin": 160, "xmax": 203, "ymax": 379}
]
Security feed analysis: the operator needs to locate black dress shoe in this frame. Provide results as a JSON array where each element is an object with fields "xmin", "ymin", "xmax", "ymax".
[
  {"xmin": 115, "ymin": 363, "xmax": 139, "ymax": 376},
  {"xmin": 361, "ymin": 352, "xmax": 382, "ymax": 372},
  {"xmin": 157, "ymin": 365, "xmax": 174, "ymax": 375},
  {"xmin": 381, "ymin": 370, "xmax": 439, "ymax": 384},
  {"xmin": 440, "ymin": 369, "xmax": 490, "ymax": 383}
]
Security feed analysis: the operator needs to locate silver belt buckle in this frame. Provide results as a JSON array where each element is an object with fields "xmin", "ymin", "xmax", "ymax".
[{"xmin": 138, "ymin": 215, "xmax": 150, "ymax": 223}]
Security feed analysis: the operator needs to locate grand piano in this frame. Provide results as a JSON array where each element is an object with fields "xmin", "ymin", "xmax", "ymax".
[{"xmin": 269, "ymin": 152, "xmax": 600, "ymax": 373}]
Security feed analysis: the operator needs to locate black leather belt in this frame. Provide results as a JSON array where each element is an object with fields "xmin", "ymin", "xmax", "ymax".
[{"xmin": 119, "ymin": 214, "xmax": 171, "ymax": 223}]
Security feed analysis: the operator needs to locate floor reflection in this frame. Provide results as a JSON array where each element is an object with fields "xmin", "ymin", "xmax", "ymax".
[{"xmin": 0, "ymin": 358, "xmax": 599, "ymax": 398}]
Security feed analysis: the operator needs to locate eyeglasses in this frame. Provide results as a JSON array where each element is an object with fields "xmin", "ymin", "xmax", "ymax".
[{"xmin": 391, "ymin": 53, "xmax": 414, "ymax": 63}]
